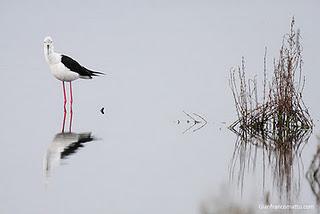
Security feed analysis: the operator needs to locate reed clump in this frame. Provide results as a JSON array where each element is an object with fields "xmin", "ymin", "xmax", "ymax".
[
  {"xmin": 229, "ymin": 18, "xmax": 313, "ymax": 143},
  {"xmin": 228, "ymin": 18, "xmax": 313, "ymax": 202}
]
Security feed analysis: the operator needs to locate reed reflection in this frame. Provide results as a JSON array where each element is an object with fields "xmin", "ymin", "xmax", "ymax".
[
  {"xmin": 306, "ymin": 136, "xmax": 320, "ymax": 207},
  {"xmin": 229, "ymin": 125, "xmax": 311, "ymax": 203}
]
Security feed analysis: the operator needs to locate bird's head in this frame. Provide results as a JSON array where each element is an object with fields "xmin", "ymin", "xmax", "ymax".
[{"xmin": 43, "ymin": 36, "xmax": 53, "ymax": 53}]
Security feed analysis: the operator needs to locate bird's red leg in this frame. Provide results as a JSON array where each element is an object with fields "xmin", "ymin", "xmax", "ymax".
[
  {"xmin": 69, "ymin": 81, "xmax": 73, "ymax": 132},
  {"xmin": 62, "ymin": 81, "xmax": 67, "ymax": 132},
  {"xmin": 62, "ymin": 109, "xmax": 66, "ymax": 133},
  {"xmin": 62, "ymin": 81, "xmax": 67, "ymax": 113}
]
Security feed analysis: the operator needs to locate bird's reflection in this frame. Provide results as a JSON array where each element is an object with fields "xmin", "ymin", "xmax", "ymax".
[
  {"xmin": 61, "ymin": 102, "xmax": 73, "ymax": 133},
  {"xmin": 44, "ymin": 110, "xmax": 96, "ymax": 178}
]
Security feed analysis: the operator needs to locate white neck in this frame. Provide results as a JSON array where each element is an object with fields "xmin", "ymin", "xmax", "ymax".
[{"xmin": 44, "ymin": 45, "xmax": 60, "ymax": 64}]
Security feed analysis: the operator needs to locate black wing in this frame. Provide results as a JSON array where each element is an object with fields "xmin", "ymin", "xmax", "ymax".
[
  {"xmin": 61, "ymin": 54, "xmax": 92, "ymax": 77},
  {"xmin": 60, "ymin": 133, "xmax": 95, "ymax": 159},
  {"xmin": 61, "ymin": 142, "xmax": 84, "ymax": 159}
]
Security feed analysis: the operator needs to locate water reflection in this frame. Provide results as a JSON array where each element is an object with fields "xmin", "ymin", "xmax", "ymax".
[
  {"xmin": 44, "ymin": 110, "xmax": 97, "ymax": 178},
  {"xmin": 200, "ymin": 186, "xmax": 254, "ymax": 214},
  {"xmin": 176, "ymin": 111, "xmax": 207, "ymax": 134},
  {"xmin": 61, "ymin": 101, "xmax": 73, "ymax": 133},
  {"xmin": 229, "ymin": 125, "xmax": 311, "ymax": 203},
  {"xmin": 306, "ymin": 136, "xmax": 320, "ymax": 207},
  {"xmin": 44, "ymin": 131, "xmax": 96, "ymax": 177}
]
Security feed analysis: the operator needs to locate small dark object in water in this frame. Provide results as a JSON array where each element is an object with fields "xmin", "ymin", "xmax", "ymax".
[
  {"xmin": 182, "ymin": 111, "xmax": 207, "ymax": 133},
  {"xmin": 100, "ymin": 107, "xmax": 105, "ymax": 114},
  {"xmin": 177, "ymin": 120, "xmax": 180, "ymax": 124}
]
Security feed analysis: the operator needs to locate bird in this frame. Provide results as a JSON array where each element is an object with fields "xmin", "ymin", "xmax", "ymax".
[{"xmin": 43, "ymin": 36, "xmax": 104, "ymax": 113}]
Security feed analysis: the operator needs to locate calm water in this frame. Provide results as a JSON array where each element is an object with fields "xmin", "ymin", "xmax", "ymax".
[{"xmin": 1, "ymin": 1, "xmax": 320, "ymax": 213}]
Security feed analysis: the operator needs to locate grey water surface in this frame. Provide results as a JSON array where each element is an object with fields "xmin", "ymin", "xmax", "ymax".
[{"xmin": 1, "ymin": 0, "xmax": 320, "ymax": 213}]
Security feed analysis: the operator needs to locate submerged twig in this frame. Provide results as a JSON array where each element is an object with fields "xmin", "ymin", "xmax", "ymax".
[
  {"xmin": 192, "ymin": 113, "xmax": 208, "ymax": 132},
  {"xmin": 182, "ymin": 111, "xmax": 208, "ymax": 133}
]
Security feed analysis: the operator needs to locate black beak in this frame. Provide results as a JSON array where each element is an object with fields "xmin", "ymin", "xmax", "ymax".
[{"xmin": 47, "ymin": 44, "xmax": 49, "ymax": 50}]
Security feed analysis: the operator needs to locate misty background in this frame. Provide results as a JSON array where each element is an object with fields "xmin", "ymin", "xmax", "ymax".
[{"xmin": 0, "ymin": 0, "xmax": 319, "ymax": 213}]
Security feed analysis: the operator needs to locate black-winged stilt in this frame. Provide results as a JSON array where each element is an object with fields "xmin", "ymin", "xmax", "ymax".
[{"xmin": 43, "ymin": 36, "xmax": 104, "ymax": 131}]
